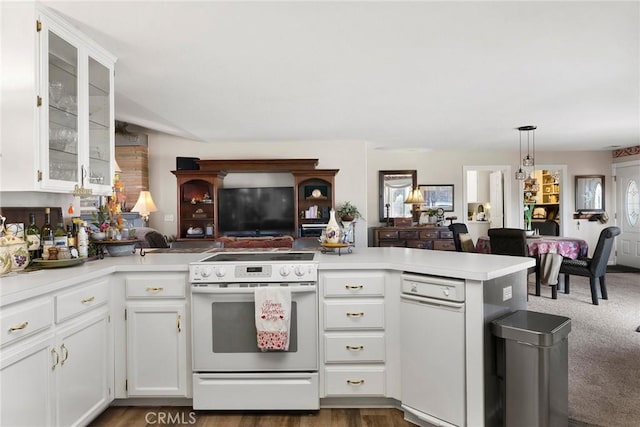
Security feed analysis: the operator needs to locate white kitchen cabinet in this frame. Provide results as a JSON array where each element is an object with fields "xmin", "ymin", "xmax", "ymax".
[
  {"xmin": 0, "ymin": 2, "xmax": 116, "ymax": 195},
  {"xmin": 0, "ymin": 277, "xmax": 113, "ymax": 427},
  {"xmin": 319, "ymin": 271, "xmax": 387, "ymax": 398},
  {"xmin": 55, "ymin": 307, "xmax": 112, "ymax": 427},
  {"xmin": 0, "ymin": 333, "xmax": 56, "ymax": 427},
  {"xmin": 125, "ymin": 273, "xmax": 190, "ymax": 397}
]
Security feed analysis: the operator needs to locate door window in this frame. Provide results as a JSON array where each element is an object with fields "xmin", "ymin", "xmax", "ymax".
[{"xmin": 626, "ymin": 180, "xmax": 639, "ymax": 226}]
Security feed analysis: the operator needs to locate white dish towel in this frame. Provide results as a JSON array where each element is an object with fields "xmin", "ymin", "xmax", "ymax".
[{"xmin": 255, "ymin": 286, "xmax": 291, "ymax": 351}]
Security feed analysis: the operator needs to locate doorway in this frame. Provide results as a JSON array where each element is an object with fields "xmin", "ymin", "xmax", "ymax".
[
  {"xmin": 518, "ymin": 165, "xmax": 568, "ymax": 236},
  {"xmin": 463, "ymin": 165, "xmax": 512, "ymax": 243},
  {"xmin": 613, "ymin": 161, "xmax": 640, "ymax": 268}
]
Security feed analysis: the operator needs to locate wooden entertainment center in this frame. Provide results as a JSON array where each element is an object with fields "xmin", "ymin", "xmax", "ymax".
[{"xmin": 171, "ymin": 159, "xmax": 338, "ymax": 241}]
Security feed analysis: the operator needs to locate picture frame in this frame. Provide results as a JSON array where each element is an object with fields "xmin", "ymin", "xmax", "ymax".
[{"xmin": 418, "ymin": 184, "xmax": 454, "ymax": 212}]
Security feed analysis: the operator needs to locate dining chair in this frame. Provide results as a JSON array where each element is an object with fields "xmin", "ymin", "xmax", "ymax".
[
  {"xmin": 531, "ymin": 220, "xmax": 560, "ymax": 236},
  {"xmin": 488, "ymin": 228, "xmax": 541, "ymax": 296},
  {"xmin": 448, "ymin": 223, "xmax": 474, "ymax": 252},
  {"xmin": 559, "ymin": 226, "xmax": 621, "ymax": 305}
]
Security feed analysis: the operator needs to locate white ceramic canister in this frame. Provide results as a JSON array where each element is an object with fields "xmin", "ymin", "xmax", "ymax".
[{"xmin": 325, "ymin": 209, "xmax": 341, "ymax": 244}]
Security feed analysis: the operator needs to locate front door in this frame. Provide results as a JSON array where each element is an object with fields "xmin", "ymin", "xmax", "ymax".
[{"xmin": 614, "ymin": 161, "xmax": 640, "ymax": 268}]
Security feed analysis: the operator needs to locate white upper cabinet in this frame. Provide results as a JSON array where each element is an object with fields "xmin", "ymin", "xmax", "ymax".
[{"xmin": 1, "ymin": 3, "xmax": 116, "ymax": 195}]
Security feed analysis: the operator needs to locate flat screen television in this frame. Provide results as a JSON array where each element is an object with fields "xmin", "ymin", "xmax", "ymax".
[{"xmin": 217, "ymin": 187, "xmax": 295, "ymax": 236}]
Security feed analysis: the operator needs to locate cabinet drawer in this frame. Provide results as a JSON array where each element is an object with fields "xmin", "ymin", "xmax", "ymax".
[
  {"xmin": 406, "ymin": 240, "xmax": 433, "ymax": 249},
  {"xmin": 126, "ymin": 273, "xmax": 186, "ymax": 298},
  {"xmin": 398, "ymin": 230, "xmax": 419, "ymax": 240},
  {"xmin": 56, "ymin": 279, "xmax": 109, "ymax": 323},
  {"xmin": 324, "ymin": 333, "xmax": 385, "ymax": 363},
  {"xmin": 439, "ymin": 230, "xmax": 454, "ymax": 239},
  {"xmin": 434, "ymin": 240, "xmax": 456, "ymax": 251},
  {"xmin": 1, "ymin": 299, "xmax": 53, "ymax": 347},
  {"xmin": 324, "ymin": 367, "xmax": 385, "ymax": 396},
  {"xmin": 324, "ymin": 301, "xmax": 384, "ymax": 330},
  {"xmin": 377, "ymin": 230, "xmax": 398, "ymax": 240},
  {"xmin": 419, "ymin": 229, "xmax": 440, "ymax": 239},
  {"xmin": 323, "ymin": 272, "xmax": 385, "ymax": 297},
  {"xmin": 378, "ymin": 241, "xmax": 405, "ymax": 247}
]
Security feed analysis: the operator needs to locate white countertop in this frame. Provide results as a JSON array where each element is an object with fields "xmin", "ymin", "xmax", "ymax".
[{"xmin": 0, "ymin": 248, "xmax": 534, "ymax": 307}]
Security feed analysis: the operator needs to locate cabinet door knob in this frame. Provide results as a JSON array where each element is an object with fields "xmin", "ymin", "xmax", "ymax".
[
  {"xmin": 8, "ymin": 321, "xmax": 29, "ymax": 332},
  {"xmin": 177, "ymin": 314, "xmax": 182, "ymax": 333}
]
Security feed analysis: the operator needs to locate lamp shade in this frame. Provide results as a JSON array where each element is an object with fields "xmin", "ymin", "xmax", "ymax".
[
  {"xmin": 131, "ymin": 191, "xmax": 158, "ymax": 221},
  {"xmin": 404, "ymin": 188, "xmax": 425, "ymax": 204}
]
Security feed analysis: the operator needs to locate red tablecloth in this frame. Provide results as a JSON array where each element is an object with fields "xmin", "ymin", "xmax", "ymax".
[{"xmin": 475, "ymin": 236, "xmax": 588, "ymax": 259}]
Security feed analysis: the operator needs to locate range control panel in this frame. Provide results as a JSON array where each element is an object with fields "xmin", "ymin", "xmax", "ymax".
[{"xmin": 189, "ymin": 263, "xmax": 318, "ymax": 283}]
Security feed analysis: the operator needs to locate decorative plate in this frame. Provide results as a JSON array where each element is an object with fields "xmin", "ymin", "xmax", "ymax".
[{"xmin": 32, "ymin": 258, "xmax": 86, "ymax": 268}]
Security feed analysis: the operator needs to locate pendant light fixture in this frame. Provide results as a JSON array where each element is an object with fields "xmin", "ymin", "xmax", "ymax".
[{"xmin": 515, "ymin": 125, "xmax": 537, "ymax": 180}]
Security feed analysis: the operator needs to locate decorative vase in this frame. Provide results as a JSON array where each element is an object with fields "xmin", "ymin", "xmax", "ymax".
[{"xmin": 325, "ymin": 209, "xmax": 341, "ymax": 244}]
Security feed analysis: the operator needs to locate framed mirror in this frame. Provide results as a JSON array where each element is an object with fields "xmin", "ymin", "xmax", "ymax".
[
  {"xmin": 379, "ymin": 170, "xmax": 417, "ymax": 222},
  {"xmin": 575, "ymin": 175, "xmax": 605, "ymax": 212}
]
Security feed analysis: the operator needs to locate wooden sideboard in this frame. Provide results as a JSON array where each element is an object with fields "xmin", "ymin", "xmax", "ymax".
[{"xmin": 373, "ymin": 226, "xmax": 456, "ymax": 251}]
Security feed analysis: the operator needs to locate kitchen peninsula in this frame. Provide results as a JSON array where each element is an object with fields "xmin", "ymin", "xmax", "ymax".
[{"xmin": 0, "ymin": 248, "xmax": 533, "ymax": 427}]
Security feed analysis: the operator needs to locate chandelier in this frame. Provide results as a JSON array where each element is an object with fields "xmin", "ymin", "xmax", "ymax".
[{"xmin": 515, "ymin": 125, "xmax": 537, "ymax": 180}]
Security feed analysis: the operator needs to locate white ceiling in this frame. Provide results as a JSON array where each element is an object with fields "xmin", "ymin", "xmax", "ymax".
[{"xmin": 45, "ymin": 1, "xmax": 639, "ymax": 151}]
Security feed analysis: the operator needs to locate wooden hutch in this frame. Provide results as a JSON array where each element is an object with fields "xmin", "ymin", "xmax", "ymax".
[{"xmin": 172, "ymin": 159, "xmax": 338, "ymax": 242}]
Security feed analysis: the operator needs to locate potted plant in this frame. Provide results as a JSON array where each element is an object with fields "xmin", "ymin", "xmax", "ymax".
[{"xmin": 336, "ymin": 201, "xmax": 362, "ymax": 222}]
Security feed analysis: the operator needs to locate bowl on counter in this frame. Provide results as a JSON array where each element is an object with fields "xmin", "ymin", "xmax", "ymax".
[{"xmin": 92, "ymin": 232, "xmax": 106, "ymax": 241}]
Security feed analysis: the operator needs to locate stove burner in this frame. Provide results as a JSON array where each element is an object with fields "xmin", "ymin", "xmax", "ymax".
[{"xmin": 200, "ymin": 252, "xmax": 315, "ymax": 262}]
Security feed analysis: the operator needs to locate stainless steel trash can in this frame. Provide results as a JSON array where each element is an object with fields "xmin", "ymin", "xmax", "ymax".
[{"xmin": 492, "ymin": 310, "xmax": 571, "ymax": 427}]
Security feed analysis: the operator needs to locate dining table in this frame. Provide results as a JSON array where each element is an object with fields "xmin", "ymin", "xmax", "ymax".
[{"xmin": 475, "ymin": 235, "xmax": 589, "ymax": 297}]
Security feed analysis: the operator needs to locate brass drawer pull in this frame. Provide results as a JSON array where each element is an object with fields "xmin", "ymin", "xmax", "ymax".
[
  {"xmin": 51, "ymin": 348, "xmax": 59, "ymax": 371},
  {"xmin": 346, "ymin": 312, "xmax": 364, "ymax": 317},
  {"xmin": 146, "ymin": 287, "xmax": 164, "ymax": 293},
  {"xmin": 81, "ymin": 296, "xmax": 95, "ymax": 304},
  {"xmin": 347, "ymin": 379, "xmax": 365, "ymax": 385},
  {"xmin": 346, "ymin": 345, "xmax": 364, "ymax": 351},
  {"xmin": 9, "ymin": 321, "xmax": 29, "ymax": 332},
  {"xmin": 345, "ymin": 284, "xmax": 363, "ymax": 290},
  {"xmin": 177, "ymin": 314, "xmax": 182, "ymax": 333},
  {"xmin": 60, "ymin": 343, "xmax": 69, "ymax": 365}
]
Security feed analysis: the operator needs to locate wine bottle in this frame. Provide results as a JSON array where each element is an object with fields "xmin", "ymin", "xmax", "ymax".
[
  {"xmin": 54, "ymin": 222, "xmax": 67, "ymax": 247},
  {"xmin": 40, "ymin": 208, "xmax": 54, "ymax": 260},
  {"xmin": 26, "ymin": 213, "xmax": 41, "ymax": 260},
  {"xmin": 67, "ymin": 224, "xmax": 76, "ymax": 249}
]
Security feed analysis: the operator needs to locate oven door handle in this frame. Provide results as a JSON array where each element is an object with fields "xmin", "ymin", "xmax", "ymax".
[{"xmin": 191, "ymin": 286, "xmax": 317, "ymax": 294}]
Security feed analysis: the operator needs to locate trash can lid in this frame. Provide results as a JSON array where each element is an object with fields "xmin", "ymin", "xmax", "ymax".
[{"xmin": 491, "ymin": 310, "xmax": 571, "ymax": 347}]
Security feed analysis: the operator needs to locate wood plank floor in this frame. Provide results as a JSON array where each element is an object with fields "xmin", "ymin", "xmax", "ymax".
[{"xmin": 89, "ymin": 407, "xmax": 414, "ymax": 427}]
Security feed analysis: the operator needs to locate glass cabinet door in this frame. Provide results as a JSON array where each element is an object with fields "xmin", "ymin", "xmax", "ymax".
[
  {"xmin": 88, "ymin": 56, "xmax": 112, "ymax": 188},
  {"xmin": 48, "ymin": 30, "xmax": 79, "ymax": 184}
]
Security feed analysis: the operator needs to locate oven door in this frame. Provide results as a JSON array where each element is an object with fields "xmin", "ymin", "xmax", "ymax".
[{"xmin": 191, "ymin": 284, "xmax": 318, "ymax": 372}]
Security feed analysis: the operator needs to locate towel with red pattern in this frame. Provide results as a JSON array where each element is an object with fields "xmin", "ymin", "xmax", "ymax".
[{"xmin": 255, "ymin": 286, "xmax": 291, "ymax": 351}]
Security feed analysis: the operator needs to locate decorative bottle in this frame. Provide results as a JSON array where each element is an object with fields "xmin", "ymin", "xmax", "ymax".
[{"xmin": 325, "ymin": 209, "xmax": 341, "ymax": 244}]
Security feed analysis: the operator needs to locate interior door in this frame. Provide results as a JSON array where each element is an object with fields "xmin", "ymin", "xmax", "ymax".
[
  {"xmin": 614, "ymin": 161, "xmax": 640, "ymax": 268},
  {"xmin": 489, "ymin": 171, "xmax": 504, "ymax": 228}
]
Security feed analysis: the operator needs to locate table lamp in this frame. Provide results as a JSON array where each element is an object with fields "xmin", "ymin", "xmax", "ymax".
[{"xmin": 131, "ymin": 191, "xmax": 158, "ymax": 223}]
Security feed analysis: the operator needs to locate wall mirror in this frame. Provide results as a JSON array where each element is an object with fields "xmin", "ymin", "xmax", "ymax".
[
  {"xmin": 379, "ymin": 170, "xmax": 417, "ymax": 222},
  {"xmin": 575, "ymin": 175, "xmax": 605, "ymax": 212}
]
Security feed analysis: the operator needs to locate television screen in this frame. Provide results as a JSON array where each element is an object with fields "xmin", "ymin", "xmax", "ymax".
[{"xmin": 218, "ymin": 187, "xmax": 295, "ymax": 236}]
